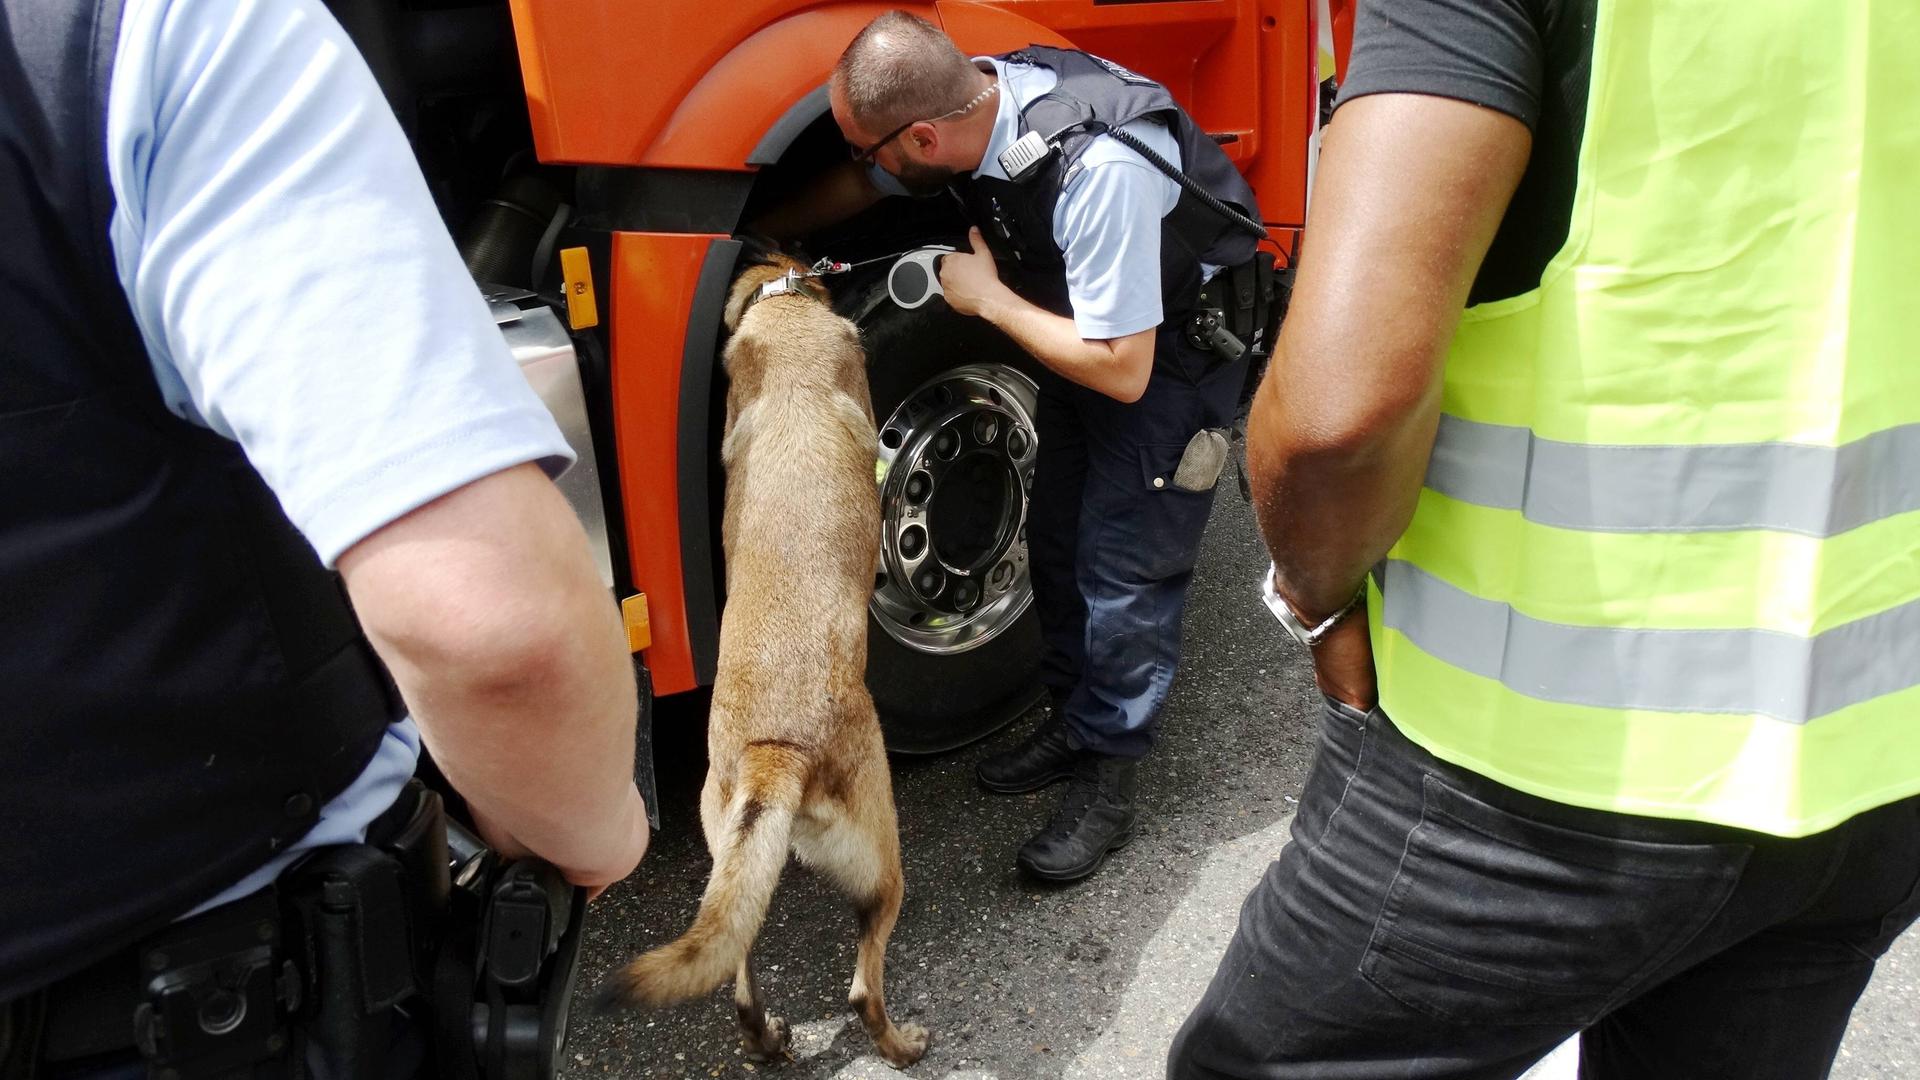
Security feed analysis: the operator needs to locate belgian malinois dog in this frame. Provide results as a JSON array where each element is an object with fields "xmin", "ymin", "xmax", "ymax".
[{"xmin": 595, "ymin": 250, "xmax": 929, "ymax": 1068}]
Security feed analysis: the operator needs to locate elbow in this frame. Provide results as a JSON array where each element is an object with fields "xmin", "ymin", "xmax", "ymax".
[
  {"xmin": 1100, "ymin": 347, "xmax": 1154, "ymax": 404},
  {"xmin": 1279, "ymin": 412, "xmax": 1405, "ymax": 464},
  {"xmin": 365, "ymin": 586, "xmax": 595, "ymax": 707},
  {"xmin": 1251, "ymin": 352, "xmax": 1440, "ymax": 463},
  {"xmin": 451, "ymin": 616, "xmax": 584, "ymax": 707},
  {"xmin": 1105, "ymin": 373, "xmax": 1150, "ymax": 404}
]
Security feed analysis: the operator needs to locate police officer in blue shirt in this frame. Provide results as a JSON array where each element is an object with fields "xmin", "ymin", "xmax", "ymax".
[
  {"xmin": 0, "ymin": 0, "xmax": 648, "ymax": 1072},
  {"xmin": 807, "ymin": 12, "xmax": 1268, "ymax": 883}
]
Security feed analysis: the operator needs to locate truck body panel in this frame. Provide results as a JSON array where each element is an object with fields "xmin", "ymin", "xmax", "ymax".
[
  {"xmin": 608, "ymin": 231, "xmax": 728, "ymax": 695},
  {"xmin": 507, "ymin": 1, "xmax": 1316, "ymax": 226}
]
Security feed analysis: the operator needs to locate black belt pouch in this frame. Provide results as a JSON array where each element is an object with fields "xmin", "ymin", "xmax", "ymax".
[{"xmin": 279, "ymin": 783, "xmax": 448, "ymax": 1080}]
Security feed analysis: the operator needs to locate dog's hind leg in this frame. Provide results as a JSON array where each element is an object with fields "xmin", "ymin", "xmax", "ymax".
[
  {"xmin": 733, "ymin": 949, "xmax": 792, "ymax": 1062},
  {"xmin": 849, "ymin": 866, "xmax": 927, "ymax": 1068},
  {"xmin": 698, "ymin": 759, "xmax": 793, "ymax": 1060},
  {"xmin": 796, "ymin": 742, "xmax": 930, "ymax": 1069}
]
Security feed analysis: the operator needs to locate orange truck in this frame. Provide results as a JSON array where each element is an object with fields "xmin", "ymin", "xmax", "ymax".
[{"xmin": 325, "ymin": 0, "xmax": 1350, "ymax": 752}]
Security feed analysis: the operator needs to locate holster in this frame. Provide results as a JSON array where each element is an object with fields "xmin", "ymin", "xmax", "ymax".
[
  {"xmin": 1192, "ymin": 253, "xmax": 1295, "ymax": 502},
  {"xmin": 424, "ymin": 802, "xmax": 590, "ymax": 1080},
  {"xmin": 1187, "ymin": 251, "xmax": 1282, "ymax": 364}
]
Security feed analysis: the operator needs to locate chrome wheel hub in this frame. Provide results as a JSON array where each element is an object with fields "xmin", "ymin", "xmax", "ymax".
[{"xmin": 873, "ymin": 364, "xmax": 1039, "ymax": 654}]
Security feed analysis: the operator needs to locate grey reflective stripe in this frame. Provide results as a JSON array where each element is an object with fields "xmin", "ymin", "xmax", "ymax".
[
  {"xmin": 1426, "ymin": 414, "xmax": 1920, "ymax": 536},
  {"xmin": 1377, "ymin": 560, "xmax": 1920, "ymax": 724}
]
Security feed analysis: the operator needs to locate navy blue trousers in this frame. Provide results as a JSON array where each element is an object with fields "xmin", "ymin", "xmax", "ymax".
[
  {"xmin": 1027, "ymin": 324, "xmax": 1247, "ymax": 759},
  {"xmin": 1168, "ymin": 698, "xmax": 1920, "ymax": 1079}
]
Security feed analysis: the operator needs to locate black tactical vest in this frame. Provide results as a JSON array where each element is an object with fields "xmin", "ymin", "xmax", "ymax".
[
  {"xmin": 951, "ymin": 46, "xmax": 1263, "ymax": 320},
  {"xmin": 0, "ymin": 0, "xmax": 399, "ymax": 1001}
]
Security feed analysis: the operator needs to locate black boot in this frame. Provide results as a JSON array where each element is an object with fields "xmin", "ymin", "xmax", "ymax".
[
  {"xmin": 1015, "ymin": 752, "xmax": 1138, "ymax": 883},
  {"xmin": 976, "ymin": 701, "xmax": 1077, "ymax": 794}
]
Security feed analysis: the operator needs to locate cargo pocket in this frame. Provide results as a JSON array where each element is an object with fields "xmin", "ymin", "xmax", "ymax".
[
  {"xmin": 1359, "ymin": 774, "xmax": 1750, "ymax": 1027},
  {"xmin": 1123, "ymin": 442, "xmax": 1216, "ymax": 580}
]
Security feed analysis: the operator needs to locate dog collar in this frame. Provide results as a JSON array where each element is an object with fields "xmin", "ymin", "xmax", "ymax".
[{"xmin": 745, "ymin": 270, "xmax": 810, "ymax": 314}]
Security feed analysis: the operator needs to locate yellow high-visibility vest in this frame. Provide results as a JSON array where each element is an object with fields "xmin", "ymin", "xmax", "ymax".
[{"xmin": 1371, "ymin": 0, "xmax": 1920, "ymax": 837}]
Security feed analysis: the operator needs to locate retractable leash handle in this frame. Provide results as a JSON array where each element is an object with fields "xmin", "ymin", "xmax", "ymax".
[{"xmin": 887, "ymin": 246, "xmax": 957, "ymax": 310}]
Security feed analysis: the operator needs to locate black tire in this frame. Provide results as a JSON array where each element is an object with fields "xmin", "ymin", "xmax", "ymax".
[{"xmin": 846, "ymin": 279, "xmax": 1047, "ymax": 755}]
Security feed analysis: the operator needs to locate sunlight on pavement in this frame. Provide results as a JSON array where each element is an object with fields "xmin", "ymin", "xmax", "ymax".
[
  {"xmin": 1521, "ymin": 1038, "xmax": 1578, "ymax": 1078},
  {"xmin": 1049, "ymin": 810, "xmax": 1580, "ymax": 1080},
  {"xmin": 1064, "ymin": 814, "xmax": 1296, "ymax": 1079},
  {"xmin": 792, "ymin": 1019, "xmax": 847, "ymax": 1062}
]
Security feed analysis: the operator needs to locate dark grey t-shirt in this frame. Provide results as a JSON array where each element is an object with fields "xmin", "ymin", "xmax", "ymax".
[{"xmin": 1334, "ymin": 0, "xmax": 1597, "ymax": 305}]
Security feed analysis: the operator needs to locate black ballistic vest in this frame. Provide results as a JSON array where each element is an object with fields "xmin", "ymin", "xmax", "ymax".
[
  {"xmin": 0, "ymin": 0, "xmax": 399, "ymax": 1000},
  {"xmin": 952, "ymin": 46, "xmax": 1264, "ymax": 321}
]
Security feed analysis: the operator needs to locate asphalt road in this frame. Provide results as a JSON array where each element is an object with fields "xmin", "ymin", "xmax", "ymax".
[{"xmin": 568, "ymin": 488, "xmax": 1918, "ymax": 1079}]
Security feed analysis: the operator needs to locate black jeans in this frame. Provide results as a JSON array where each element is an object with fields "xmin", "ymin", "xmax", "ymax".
[
  {"xmin": 1027, "ymin": 323, "xmax": 1247, "ymax": 759},
  {"xmin": 1168, "ymin": 699, "xmax": 1920, "ymax": 1080}
]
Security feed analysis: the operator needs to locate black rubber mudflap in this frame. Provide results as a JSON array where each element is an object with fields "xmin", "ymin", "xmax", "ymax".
[{"xmin": 633, "ymin": 659, "xmax": 660, "ymax": 829}]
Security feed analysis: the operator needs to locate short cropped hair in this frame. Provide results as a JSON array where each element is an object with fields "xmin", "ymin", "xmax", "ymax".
[{"xmin": 832, "ymin": 11, "xmax": 981, "ymax": 134}]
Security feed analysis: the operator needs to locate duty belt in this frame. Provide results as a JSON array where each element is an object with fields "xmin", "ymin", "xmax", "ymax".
[{"xmin": 1, "ymin": 781, "xmax": 587, "ymax": 1080}]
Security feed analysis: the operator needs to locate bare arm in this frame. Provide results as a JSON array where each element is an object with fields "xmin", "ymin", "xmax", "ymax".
[
  {"xmin": 338, "ymin": 462, "xmax": 649, "ymax": 891},
  {"xmin": 750, "ymin": 159, "xmax": 887, "ymax": 242},
  {"xmin": 1248, "ymin": 93, "xmax": 1529, "ymax": 705},
  {"xmin": 940, "ymin": 227, "xmax": 1156, "ymax": 402},
  {"xmin": 975, "ymin": 293, "xmax": 1156, "ymax": 403}
]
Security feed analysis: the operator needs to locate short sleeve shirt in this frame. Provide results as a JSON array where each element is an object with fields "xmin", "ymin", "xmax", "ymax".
[
  {"xmin": 1335, "ymin": 0, "xmax": 1597, "ymax": 305},
  {"xmin": 107, "ymin": 0, "xmax": 575, "ymax": 569},
  {"xmin": 984, "ymin": 55, "xmax": 1198, "ymax": 339}
]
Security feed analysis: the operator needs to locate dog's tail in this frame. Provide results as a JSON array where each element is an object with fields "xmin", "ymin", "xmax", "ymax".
[{"xmin": 593, "ymin": 741, "xmax": 806, "ymax": 1009}]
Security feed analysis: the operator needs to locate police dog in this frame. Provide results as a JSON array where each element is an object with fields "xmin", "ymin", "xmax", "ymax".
[{"xmin": 595, "ymin": 250, "xmax": 929, "ymax": 1068}]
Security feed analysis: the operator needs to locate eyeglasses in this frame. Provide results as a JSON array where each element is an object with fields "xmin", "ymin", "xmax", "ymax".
[
  {"xmin": 850, "ymin": 118, "xmax": 920, "ymax": 165},
  {"xmin": 848, "ymin": 82, "xmax": 1000, "ymax": 164}
]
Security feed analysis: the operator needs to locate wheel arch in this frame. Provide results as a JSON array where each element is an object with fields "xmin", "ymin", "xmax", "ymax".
[{"xmin": 646, "ymin": 4, "xmax": 1075, "ymax": 172}]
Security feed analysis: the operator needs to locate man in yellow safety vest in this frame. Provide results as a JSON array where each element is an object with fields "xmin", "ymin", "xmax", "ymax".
[{"xmin": 1169, "ymin": 0, "xmax": 1920, "ymax": 1076}]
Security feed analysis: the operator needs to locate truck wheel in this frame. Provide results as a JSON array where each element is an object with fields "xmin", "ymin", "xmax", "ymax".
[{"xmin": 853, "ymin": 289, "xmax": 1047, "ymax": 754}]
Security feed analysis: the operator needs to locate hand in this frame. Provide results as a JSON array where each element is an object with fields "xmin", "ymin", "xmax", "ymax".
[
  {"xmin": 1310, "ymin": 607, "xmax": 1378, "ymax": 711},
  {"xmin": 938, "ymin": 227, "xmax": 1010, "ymax": 318},
  {"xmin": 561, "ymin": 785, "xmax": 650, "ymax": 900},
  {"xmin": 468, "ymin": 785, "xmax": 651, "ymax": 901},
  {"xmin": 573, "ymin": 787, "xmax": 651, "ymax": 900}
]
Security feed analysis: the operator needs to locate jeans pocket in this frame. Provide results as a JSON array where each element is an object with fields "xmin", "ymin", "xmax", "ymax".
[
  {"xmin": 1290, "ymin": 697, "xmax": 1373, "ymax": 852},
  {"xmin": 1360, "ymin": 773, "xmax": 1750, "ymax": 1027},
  {"xmin": 1322, "ymin": 694, "xmax": 1371, "ymax": 729},
  {"xmin": 1873, "ymin": 877, "xmax": 1920, "ymax": 957}
]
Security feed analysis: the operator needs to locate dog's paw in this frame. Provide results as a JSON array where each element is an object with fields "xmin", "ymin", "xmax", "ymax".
[
  {"xmin": 744, "ymin": 1014, "xmax": 793, "ymax": 1063},
  {"xmin": 878, "ymin": 1022, "xmax": 930, "ymax": 1069}
]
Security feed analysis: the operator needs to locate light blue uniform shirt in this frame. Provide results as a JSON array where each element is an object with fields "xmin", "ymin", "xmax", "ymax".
[
  {"xmin": 876, "ymin": 54, "xmax": 1204, "ymax": 340},
  {"xmin": 104, "ymin": 0, "xmax": 576, "ymax": 912}
]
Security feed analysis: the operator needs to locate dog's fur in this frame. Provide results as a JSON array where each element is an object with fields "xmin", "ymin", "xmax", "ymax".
[{"xmin": 596, "ymin": 252, "xmax": 929, "ymax": 1068}]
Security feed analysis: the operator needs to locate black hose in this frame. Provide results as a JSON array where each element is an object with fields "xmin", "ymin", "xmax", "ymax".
[{"xmin": 1102, "ymin": 126, "xmax": 1270, "ymax": 241}]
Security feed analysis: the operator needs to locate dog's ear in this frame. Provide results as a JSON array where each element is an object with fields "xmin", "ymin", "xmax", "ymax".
[
  {"xmin": 725, "ymin": 235, "xmax": 782, "ymax": 334},
  {"xmin": 722, "ymin": 273, "xmax": 760, "ymax": 333}
]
